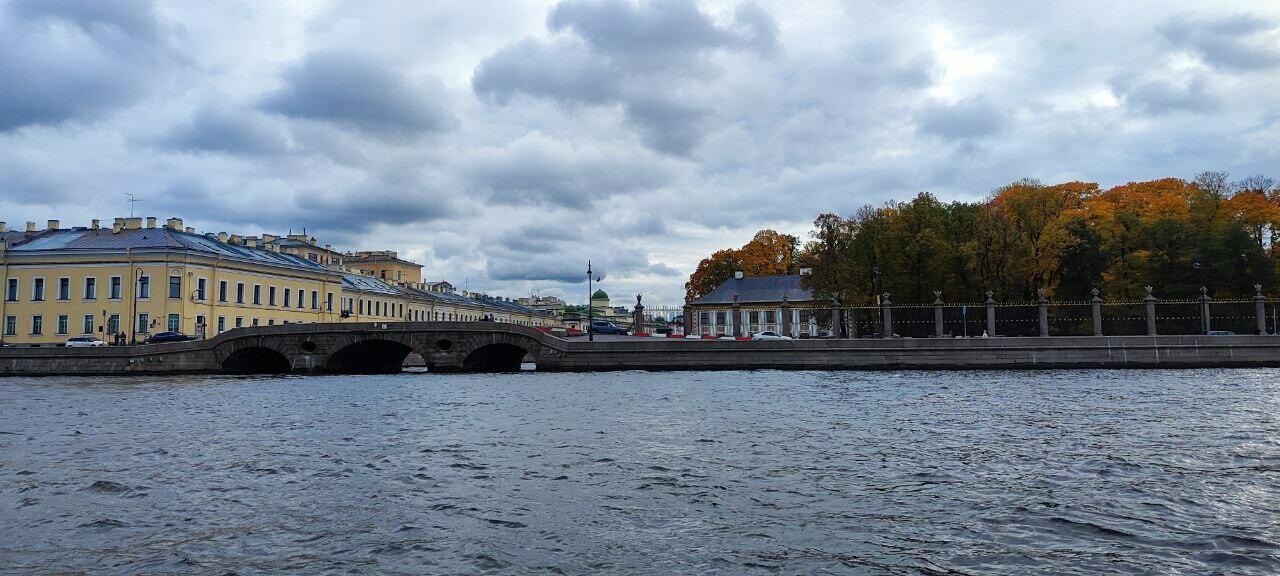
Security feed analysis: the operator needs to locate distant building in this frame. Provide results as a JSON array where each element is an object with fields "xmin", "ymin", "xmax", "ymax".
[
  {"xmin": 345, "ymin": 250, "xmax": 423, "ymax": 285},
  {"xmin": 687, "ymin": 268, "xmax": 823, "ymax": 337}
]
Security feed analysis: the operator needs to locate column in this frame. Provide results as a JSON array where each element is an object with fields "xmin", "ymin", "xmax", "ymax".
[
  {"xmin": 683, "ymin": 303, "xmax": 693, "ymax": 336},
  {"xmin": 1144, "ymin": 286, "xmax": 1157, "ymax": 336},
  {"xmin": 1199, "ymin": 286, "xmax": 1211, "ymax": 334},
  {"xmin": 830, "ymin": 299, "xmax": 843, "ymax": 338},
  {"xmin": 632, "ymin": 294, "xmax": 646, "ymax": 335},
  {"xmin": 731, "ymin": 294, "xmax": 741, "ymax": 337},
  {"xmin": 1090, "ymin": 288, "xmax": 1103, "ymax": 336},
  {"xmin": 933, "ymin": 291, "xmax": 944, "ymax": 338},
  {"xmin": 1037, "ymin": 288, "xmax": 1049, "ymax": 337},
  {"xmin": 1254, "ymin": 284, "xmax": 1266, "ymax": 335},
  {"xmin": 985, "ymin": 290, "xmax": 996, "ymax": 337},
  {"xmin": 881, "ymin": 293, "xmax": 893, "ymax": 339},
  {"xmin": 780, "ymin": 294, "xmax": 791, "ymax": 337}
]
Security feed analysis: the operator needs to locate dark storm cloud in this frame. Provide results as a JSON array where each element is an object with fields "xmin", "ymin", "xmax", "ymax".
[
  {"xmin": 1110, "ymin": 74, "xmax": 1218, "ymax": 115},
  {"xmin": 259, "ymin": 51, "xmax": 457, "ymax": 138},
  {"xmin": 1159, "ymin": 14, "xmax": 1280, "ymax": 71},
  {"xmin": 303, "ymin": 184, "xmax": 456, "ymax": 231},
  {"xmin": 0, "ymin": 0, "xmax": 166, "ymax": 132},
  {"xmin": 474, "ymin": 0, "xmax": 778, "ymax": 155},
  {"xmin": 152, "ymin": 106, "xmax": 288, "ymax": 156},
  {"xmin": 916, "ymin": 97, "xmax": 1008, "ymax": 140}
]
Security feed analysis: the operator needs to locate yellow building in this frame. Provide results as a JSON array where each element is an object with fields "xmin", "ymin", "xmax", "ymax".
[
  {"xmin": 345, "ymin": 250, "xmax": 422, "ymax": 285},
  {"xmin": 0, "ymin": 217, "xmax": 344, "ymax": 345},
  {"xmin": 0, "ymin": 217, "xmax": 559, "ymax": 345}
]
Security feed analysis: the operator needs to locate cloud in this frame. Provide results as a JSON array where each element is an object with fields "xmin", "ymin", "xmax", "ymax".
[
  {"xmin": 1110, "ymin": 73, "xmax": 1218, "ymax": 115},
  {"xmin": 152, "ymin": 105, "xmax": 289, "ymax": 156},
  {"xmin": 259, "ymin": 51, "xmax": 457, "ymax": 138},
  {"xmin": 1159, "ymin": 14, "xmax": 1280, "ymax": 71},
  {"xmin": 916, "ymin": 97, "xmax": 1009, "ymax": 140},
  {"xmin": 0, "ymin": 0, "xmax": 168, "ymax": 132}
]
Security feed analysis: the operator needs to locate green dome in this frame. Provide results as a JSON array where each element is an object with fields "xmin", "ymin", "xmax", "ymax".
[{"xmin": 591, "ymin": 289, "xmax": 609, "ymax": 300}]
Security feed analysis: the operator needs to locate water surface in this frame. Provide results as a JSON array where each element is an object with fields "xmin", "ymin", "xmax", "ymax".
[{"xmin": 2, "ymin": 369, "xmax": 1278, "ymax": 574}]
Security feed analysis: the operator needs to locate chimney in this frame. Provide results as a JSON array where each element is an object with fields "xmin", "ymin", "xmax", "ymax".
[
  {"xmin": 112, "ymin": 218, "xmax": 124, "ymax": 233},
  {"xmin": 0, "ymin": 222, "xmax": 6, "ymax": 233},
  {"xmin": 262, "ymin": 233, "xmax": 278, "ymax": 243},
  {"xmin": 124, "ymin": 217, "xmax": 142, "ymax": 230},
  {"xmin": 734, "ymin": 269, "xmax": 744, "ymax": 279},
  {"xmin": 229, "ymin": 234, "xmax": 243, "ymax": 245},
  {"xmin": 217, "ymin": 232, "xmax": 228, "ymax": 243},
  {"xmin": 166, "ymin": 217, "xmax": 183, "ymax": 230},
  {"xmin": 185, "ymin": 227, "xmax": 195, "ymax": 234},
  {"xmin": 91, "ymin": 219, "xmax": 100, "ymax": 230},
  {"xmin": 26, "ymin": 221, "xmax": 36, "ymax": 232},
  {"xmin": 146, "ymin": 216, "xmax": 157, "ymax": 229},
  {"xmin": 799, "ymin": 265, "xmax": 813, "ymax": 276},
  {"xmin": 47, "ymin": 219, "xmax": 60, "ymax": 230}
]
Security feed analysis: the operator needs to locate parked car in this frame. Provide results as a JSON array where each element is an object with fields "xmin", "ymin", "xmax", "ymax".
[
  {"xmin": 588, "ymin": 321, "xmax": 628, "ymax": 335},
  {"xmin": 65, "ymin": 336, "xmax": 106, "ymax": 347},
  {"xmin": 751, "ymin": 331, "xmax": 792, "ymax": 341},
  {"xmin": 1206, "ymin": 330, "xmax": 1236, "ymax": 336},
  {"xmin": 145, "ymin": 331, "xmax": 196, "ymax": 344}
]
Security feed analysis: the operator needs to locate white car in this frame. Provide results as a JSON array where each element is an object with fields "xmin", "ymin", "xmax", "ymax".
[
  {"xmin": 65, "ymin": 336, "xmax": 106, "ymax": 348},
  {"xmin": 751, "ymin": 331, "xmax": 792, "ymax": 341}
]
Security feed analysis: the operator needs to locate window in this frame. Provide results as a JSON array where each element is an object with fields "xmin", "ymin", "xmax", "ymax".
[
  {"xmin": 196, "ymin": 278, "xmax": 206, "ymax": 301},
  {"xmin": 110, "ymin": 276, "xmax": 122, "ymax": 300},
  {"xmin": 83, "ymin": 314, "xmax": 94, "ymax": 334},
  {"xmin": 31, "ymin": 315, "xmax": 43, "ymax": 335},
  {"xmin": 235, "ymin": 283, "xmax": 245, "ymax": 304},
  {"xmin": 217, "ymin": 316, "xmax": 226, "ymax": 333},
  {"xmin": 137, "ymin": 276, "xmax": 150, "ymax": 299},
  {"xmin": 251, "ymin": 318, "xmax": 259, "ymax": 327},
  {"xmin": 359, "ymin": 299, "xmax": 364, "ymax": 315},
  {"xmin": 311, "ymin": 291, "xmax": 318, "ymax": 310},
  {"xmin": 764, "ymin": 311, "xmax": 776, "ymax": 324},
  {"xmin": 253, "ymin": 284, "xmax": 262, "ymax": 305},
  {"xmin": 169, "ymin": 276, "xmax": 181, "ymax": 299},
  {"xmin": 283, "ymin": 288, "xmax": 291, "ymax": 308},
  {"xmin": 56, "ymin": 315, "xmax": 68, "ymax": 334},
  {"xmin": 84, "ymin": 277, "xmax": 97, "ymax": 300},
  {"xmin": 4, "ymin": 315, "xmax": 15, "ymax": 336},
  {"xmin": 268, "ymin": 319, "xmax": 275, "ymax": 326},
  {"xmin": 5, "ymin": 278, "xmax": 17, "ymax": 301},
  {"xmin": 219, "ymin": 281, "xmax": 228, "ymax": 302},
  {"xmin": 57, "ymin": 278, "xmax": 70, "ymax": 300},
  {"xmin": 32, "ymin": 278, "xmax": 45, "ymax": 301},
  {"xmin": 168, "ymin": 314, "xmax": 180, "ymax": 332},
  {"xmin": 234, "ymin": 317, "xmax": 243, "ymax": 328},
  {"xmin": 107, "ymin": 315, "xmax": 119, "ymax": 335},
  {"xmin": 269, "ymin": 286, "xmax": 277, "ymax": 306},
  {"xmin": 137, "ymin": 313, "xmax": 149, "ymax": 334},
  {"xmin": 297, "ymin": 289, "xmax": 305, "ymax": 309},
  {"xmin": 195, "ymin": 315, "xmax": 206, "ymax": 337},
  {"xmin": 326, "ymin": 292, "xmax": 334, "ymax": 312}
]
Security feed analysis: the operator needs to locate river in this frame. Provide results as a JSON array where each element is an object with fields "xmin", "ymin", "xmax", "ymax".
[{"xmin": 1, "ymin": 369, "xmax": 1277, "ymax": 575}]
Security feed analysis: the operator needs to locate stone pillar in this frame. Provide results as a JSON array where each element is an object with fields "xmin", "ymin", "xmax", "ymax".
[
  {"xmin": 1090, "ymin": 288, "xmax": 1103, "ymax": 336},
  {"xmin": 683, "ymin": 303, "xmax": 693, "ymax": 335},
  {"xmin": 985, "ymin": 291, "xmax": 996, "ymax": 337},
  {"xmin": 731, "ymin": 294, "xmax": 741, "ymax": 337},
  {"xmin": 933, "ymin": 290, "xmax": 944, "ymax": 338},
  {"xmin": 781, "ymin": 293, "xmax": 792, "ymax": 337},
  {"xmin": 633, "ymin": 294, "xmax": 645, "ymax": 335},
  {"xmin": 1037, "ymin": 288, "xmax": 1050, "ymax": 337},
  {"xmin": 1144, "ymin": 286, "xmax": 1157, "ymax": 336},
  {"xmin": 1254, "ymin": 284, "xmax": 1266, "ymax": 335},
  {"xmin": 830, "ymin": 299, "xmax": 843, "ymax": 338},
  {"xmin": 1200, "ymin": 286, "xmax": 1212, "ymax": 334},
  {"xmin": 881, "ymin": 293, "xmax": 893, "ymax": 338}
]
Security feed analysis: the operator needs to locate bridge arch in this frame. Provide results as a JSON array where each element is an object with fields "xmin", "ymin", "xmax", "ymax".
[
  {"xmin": 462, "ymin": 342, "xmax": 530, "ymax": 372},
  {"xmin": 222, "ymin": 346, "xmax": 291, "ymax": 374},
  {"xmin": 326, "ymin": 338, "xmax": 414, "ymax": 374}
]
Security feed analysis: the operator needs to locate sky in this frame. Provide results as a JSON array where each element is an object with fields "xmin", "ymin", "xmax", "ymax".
[{"xmin": 2, "ymin": 0, "xmax": 1279, "ymax": 305}]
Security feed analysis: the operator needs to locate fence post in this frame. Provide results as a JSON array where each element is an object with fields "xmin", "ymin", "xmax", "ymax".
[
  {"xmin": 683, "ymin": 302, "xmax": 693, "ymax": 335},
  {"xmin": 830, "ymin": 299, "xmax": 843, "ymax": 338},
  {"xmin": 1200, "ymin": 286, "xmax": 1211, "ymax": 334},
  {"xmin": 881, "ymin": 293, "xmax": 893, "ymax": 338},
  {"xmin": 1255, "ymin": 284, "xmax": 1266, "ymax": 335},
  {"xmin": 1091, "ymin": 288, "xmax": 1103, "ymax": 336},
  {"xmin": 1037, "ymin": 289, "xmax": 1050, "ymax": 336},
  {"xmin": 986, "ymin": 291, "xmax": 996, "ymax": 337},
  {"xmin": 1144, "ymin": 286, "xmax": 1157, "ymax": 335},
  {"xmin": 781, "ymin": 293, "xmax": 792, "ymax": 337},
  {"xmin": 933, "ymin": 291, "xmax": 944, "ymax": 338},
  {"xmin": 731, "ymin": 294, "xmax": 742, "ymax": 337}
]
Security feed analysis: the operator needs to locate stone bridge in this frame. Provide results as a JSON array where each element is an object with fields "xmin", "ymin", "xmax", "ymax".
[{"xmin": 1, "ymin": 322, "xmax": 1279, "ymax": 375}]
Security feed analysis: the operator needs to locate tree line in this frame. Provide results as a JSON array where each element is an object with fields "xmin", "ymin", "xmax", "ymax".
[{"xmin": 686, "ymin": 173, "xmax": 1280, "ymax": 304}]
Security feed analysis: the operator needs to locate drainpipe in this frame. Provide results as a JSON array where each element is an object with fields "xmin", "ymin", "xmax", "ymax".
[{"xmin": 0, "ymin": 241, "xmax": 9, "ymax": 342}]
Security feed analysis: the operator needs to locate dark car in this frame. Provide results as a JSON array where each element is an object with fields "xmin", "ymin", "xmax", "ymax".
[
  {"xmin": 588, "ymin": 321, "xmax": 628, "ymax": 335},
  {"xmin": 145, "ymin": 331, "xmax": 196, "ymax": 344}
]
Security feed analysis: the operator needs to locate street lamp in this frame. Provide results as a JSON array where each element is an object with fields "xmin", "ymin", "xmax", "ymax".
[{"xmin": 586, "ymin": 260, "xmax": 597, "ymax": 342}]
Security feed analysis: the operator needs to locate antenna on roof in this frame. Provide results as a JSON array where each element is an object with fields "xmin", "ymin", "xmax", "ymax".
[{"xmin": 126, "ymin": 193, "xmax": 142, "ymax": 217}]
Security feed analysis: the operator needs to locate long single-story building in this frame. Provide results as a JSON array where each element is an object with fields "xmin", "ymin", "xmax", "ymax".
[{"xmin": 687, "ymin": 268, "xmax": 828, "ymax": 337}]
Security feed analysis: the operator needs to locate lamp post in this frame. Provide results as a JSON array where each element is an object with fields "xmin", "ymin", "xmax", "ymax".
[
  {"xmin": 586, "ymin": 260, "xmax": 594, "ymax": 342},
  {"xmin": 131, "ymin": 267, "xmax": 144, "ymax": 345}
]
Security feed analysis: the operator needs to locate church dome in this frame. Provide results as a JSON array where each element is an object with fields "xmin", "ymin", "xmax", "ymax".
[{"xmin": 591, "ymin": 289, "xmax": 609, "ymax": 300}]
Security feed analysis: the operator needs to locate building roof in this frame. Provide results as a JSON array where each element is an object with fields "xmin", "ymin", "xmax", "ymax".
[
  {"xmin": 5, "ymin": 226, "xmax": 333, "ymax": 273},
  {"xmin": 341, "ymin": 273, "xmax": 402, "ymax": 296},
  {"xmin": 592, "ymin": 289, "xmax": 608, "ymax": 299},
  {"xmin": 690, "ymin": 274, "xmax": 815, "ymax": 306}
]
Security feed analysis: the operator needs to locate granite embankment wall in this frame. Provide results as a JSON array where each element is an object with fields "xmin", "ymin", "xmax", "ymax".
[{"xmin": 0, "ymin": 330, "xmax": 1277, "ymax": 375}]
